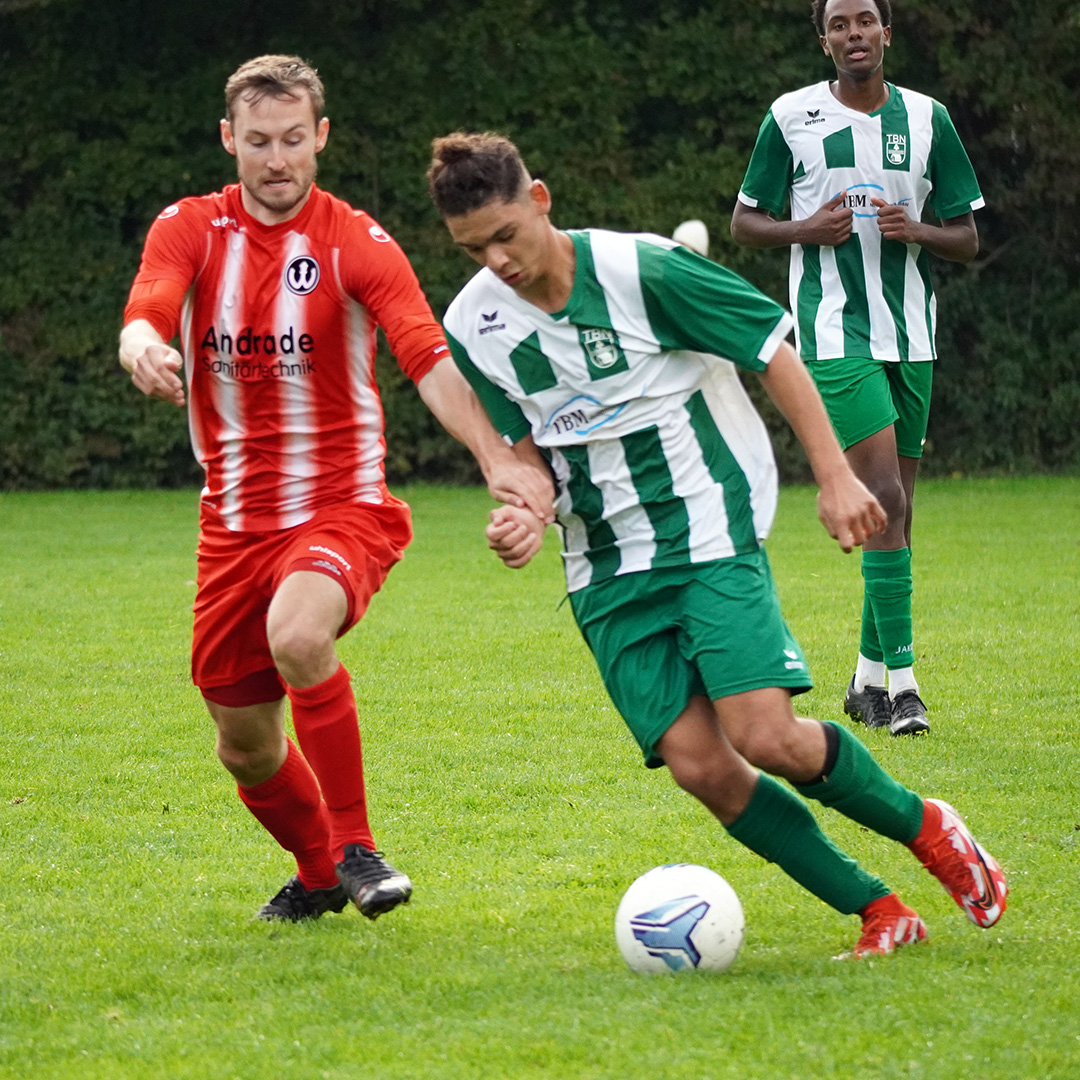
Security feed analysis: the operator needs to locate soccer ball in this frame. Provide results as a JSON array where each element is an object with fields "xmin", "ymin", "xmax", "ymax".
[{"xmin": 614, "ymin": 864, "xmax": 744, "ymax": 974}]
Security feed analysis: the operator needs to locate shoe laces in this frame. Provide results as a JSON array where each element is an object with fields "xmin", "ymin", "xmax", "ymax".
[
  {"xmin": 340, "ymin": 846, "xmax": 396, "ymax": 885},
  {"xmin": 892, "ymin": 691, "xmax": 925, "ymax": 721},
  {"xmin": 272, "ymin": 876, "xmax": 308, "ymax": 905},
  {"xmin": 854, "ymin": 911, "xmax": 897, "ymax": 956},
  {"xmin": 911, "ymin": 824, "xmax": 972, "ymax": 896}
]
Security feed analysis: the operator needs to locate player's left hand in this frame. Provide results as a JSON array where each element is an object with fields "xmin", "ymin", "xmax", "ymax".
[
  {"xmin": 817, "ymin": 471, "xmax": 888, "ymax": 553},
  {"xmin": 486, "ymin": 459, "xmax": 556, "ymax": 524},
  {"xmin": 487, "ymin": 505, "xmax": 546, "ymax": 568},
  {"xmin": 871, "ymin": 198, "xmax": 922, "ymax": 245}
]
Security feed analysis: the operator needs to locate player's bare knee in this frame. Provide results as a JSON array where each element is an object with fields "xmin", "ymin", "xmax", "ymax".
[
  {"xmin": 268, "ymin": 624, "xmax": 334, "ymax": 683},
  {"xmin": 734, "ymin": 725, "xmax": 798, "ymax": 777},
  {"xmin": 214, "ymin": 736, "xmax": 281, "ymax": 785},
  {"xmin": 744, "ymin": 716, "xmax": 824, "ymax": 780},
  {"xmin": 868, "ymin": 473, "xmax": 906, "ymax": 525},
  {"xmin": 667, "ymin": 750, "xmax": 735, "ymax": 801}
]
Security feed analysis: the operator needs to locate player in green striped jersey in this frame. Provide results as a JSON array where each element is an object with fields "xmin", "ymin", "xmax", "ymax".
[
  {"xmin": 732, "ymin": 0, "xmax": 983, "ymax": 736},
  {"xmin": 425, "ymin": 131, "xmax": 1006, "ymax": 958}
]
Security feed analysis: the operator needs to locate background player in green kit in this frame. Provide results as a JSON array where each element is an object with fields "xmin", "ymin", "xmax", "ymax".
[
  {"xmin": 426, "ymin": 131, "xmax": 1006, "ymax": 958},
  {"xmin": 731, "ymin": 0, "xmax": 983, "ymax": 736}
]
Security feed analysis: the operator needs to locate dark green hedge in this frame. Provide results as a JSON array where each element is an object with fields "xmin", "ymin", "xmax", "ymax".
[{"xmin": 1, "ymin": 0, "xmax": 1077, "ymax": 489}]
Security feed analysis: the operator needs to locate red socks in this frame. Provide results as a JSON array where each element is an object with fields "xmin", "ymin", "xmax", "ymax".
[
  {"xmin": 237, "ymin": 739, "xmax": 338, "ymax": 890},
  {"xmin": 288, "ymin": 663, "xmax": 375, "ymax": 862}
]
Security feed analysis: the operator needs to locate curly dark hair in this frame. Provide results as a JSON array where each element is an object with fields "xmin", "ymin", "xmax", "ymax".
[
  {"xmin": 811, "ymin": 0, "xmax": 892, "ymax": 37},
  {"xmin": 427, "ymin": 131, "xmax": 529, "ymax": 218}
]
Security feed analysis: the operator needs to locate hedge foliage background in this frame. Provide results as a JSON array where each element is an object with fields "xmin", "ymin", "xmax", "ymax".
[{"xmin": 1, "ymin": 0, "xmax": 1078, "ymax": 488}]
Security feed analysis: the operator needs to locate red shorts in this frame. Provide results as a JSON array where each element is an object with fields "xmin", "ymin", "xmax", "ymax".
[{"xmin": 192, "ymin": 498, "xmax": 412, "ymax": 699}]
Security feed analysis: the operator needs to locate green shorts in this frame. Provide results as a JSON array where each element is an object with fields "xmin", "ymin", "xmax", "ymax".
[
  {"xmin": 568, "ymin": 550, "xmax": 812, "ymax": 769},
  {"xmin": 806, "ymin": 356, "xmax": 933, "ymax": 459}
]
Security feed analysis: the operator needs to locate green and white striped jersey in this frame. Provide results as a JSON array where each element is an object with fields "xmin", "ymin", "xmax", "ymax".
[
  {"xmin": 738, "ymin": 82, "xmax": 983, "ymax": 362},
  {"xmin": 444, "ymin": 229, "xmax": 793, "ymax": 593}
]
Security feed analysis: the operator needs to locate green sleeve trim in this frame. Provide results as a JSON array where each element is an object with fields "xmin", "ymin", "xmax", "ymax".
[
  {"xmin": 445, "ymin": 329, "xmax": 532, "ymax": 444},
  {"xmin": 928, "ymin": 100, "xmax": 983, "ymax": 220},
  {"xmin": 636, "ymin": 242, "xmax": 788, "ymax": 372},
  {"xmin": 739, "ymin": 110, "xmax": 794, "ymax": 218}
]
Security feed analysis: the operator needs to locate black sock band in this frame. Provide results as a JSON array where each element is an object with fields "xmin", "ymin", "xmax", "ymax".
[{"xmin": 809, "ymin": 720, "xmax": 840, "ymax": 784}]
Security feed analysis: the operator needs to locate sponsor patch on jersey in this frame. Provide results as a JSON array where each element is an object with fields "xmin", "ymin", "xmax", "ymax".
[
  {"xmin": 158, "ymin": 205, "xmax": 180, "ymax": 219},
  {"xmin": 284, "ymin": 255, "xmax": 321, "ymax": 295},
  {"xmin": 368, "ymin": 224, "xmax": 392, "ymax": 244},
  {"xmin": 543, "ymin": 394, "xmax": 627, "ymax": 437},
  {"xmin": 836, "ymin": 183, "xmax": 886, "ymax": 218}
]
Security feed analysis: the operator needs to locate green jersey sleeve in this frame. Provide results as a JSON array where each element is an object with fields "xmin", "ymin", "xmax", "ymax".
[
  {"xmin": 445, "ymin": 329, "xmax": 533, "ymax": 444},
  {"xmin": 738, "ymin": 109, "xmax": 794, "ymax": 217},
  {"xmin": 636, "ymin": 242, "xmax": 792, "ymax": 372},
  {"xmin": 928, "ymin": 100, "xmax": 983, "ymax": 220}
]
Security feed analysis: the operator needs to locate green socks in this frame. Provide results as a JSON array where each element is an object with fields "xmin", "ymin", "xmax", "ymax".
[
  {"xmin": 723, "ymin": 725, "xmax": 926, "ymax": 916},
  {"xmin": 861, "ymin": 547, "xmax": 913, "ymax": 670},
  {"xmin": 795, "ymin": 723, "xmax": 924, "ymax": 844},
  {"xmin": 726, "ymin": 772, "xmax": 889, "ymax": 915},
  {"xmin": 859, "ymin": 587, "xmax": 884, "ymax": 663}
]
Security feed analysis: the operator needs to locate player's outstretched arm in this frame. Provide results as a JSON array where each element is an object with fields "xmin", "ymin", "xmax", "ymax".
[
  {"xmin": 417, "ymin": 357, "xmax": 555, "ymax": 522},
  {"xmin": 118, "ymin": 319, "xmax": 186, "ymax": 408},
  {"xmin": 487, "ymin": 504, "xmax": 546, "ymax": 569},
  {"xmin": 756, "ymin": 342, "xmax": 887, "ymax": 552}
]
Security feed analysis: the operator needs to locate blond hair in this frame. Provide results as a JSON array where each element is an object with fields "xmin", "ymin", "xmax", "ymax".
[{"xmin": 224, "ymin": 55, "xmax": 325, "ymax": 123}]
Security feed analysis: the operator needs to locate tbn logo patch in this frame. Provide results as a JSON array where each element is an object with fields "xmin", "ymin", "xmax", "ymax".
[
  {"xmin": 885, "ymin": 134, "xmax": 907, "ymax": 165},
  {"xmin": 579, "ymin": 327, "xmax": 628, "ymax": 379}
]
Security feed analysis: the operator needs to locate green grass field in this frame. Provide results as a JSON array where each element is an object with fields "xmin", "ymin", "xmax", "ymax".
[{"xmin": 1, "ymin": 477, "xmax": 1078, "ymax": 1079}]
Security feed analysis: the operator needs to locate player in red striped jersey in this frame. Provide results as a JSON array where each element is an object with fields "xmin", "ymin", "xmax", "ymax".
[{"xmin": 119, "ymin": 56, "xmax": 553, "ymax": 923}]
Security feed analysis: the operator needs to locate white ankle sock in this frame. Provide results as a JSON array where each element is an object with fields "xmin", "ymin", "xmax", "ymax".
[
  {"xmin": 854, "ymin": 653, "xmax": 887, "ymax": 691},
  {"xmin": 888, "ymin": 667, "xmax": 919, "ymax": 698}
]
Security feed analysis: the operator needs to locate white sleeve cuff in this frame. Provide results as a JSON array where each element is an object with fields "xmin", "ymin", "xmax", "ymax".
[{"xmin": 758, "ymin": 313, "xmax": 794, "ymax": 364}]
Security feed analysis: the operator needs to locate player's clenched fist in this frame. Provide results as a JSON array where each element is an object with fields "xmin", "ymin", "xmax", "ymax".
[
  {"xmin": 487, "ymin": 504, "xmax": 546, "ymax": 569},
  {"xmin": 797, "ymin": 191, "xmax": 853, "ymax": 247},
  {"xmin": 817, "ymin": 471, "xmax": 887, "ymax": 554},
  {"xmin": 871, "ymin": 197, "xmax": 921, "ymax": 244},
  {"xmin": 130, "ymin": 342, "xmax": 186, "ymax": 408}
]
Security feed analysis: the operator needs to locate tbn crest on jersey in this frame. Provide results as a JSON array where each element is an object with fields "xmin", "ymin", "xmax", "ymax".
[
  {"xmin": 284, "ymin": 255, "xmax": 321, "ymax": 295},
  {"xmin": 579, "ymin": 326, "xmax": 628, "ymax": 379},
  {"xmin": 885, "ymin": 133, "xmax": 907, "ymax": 165}
]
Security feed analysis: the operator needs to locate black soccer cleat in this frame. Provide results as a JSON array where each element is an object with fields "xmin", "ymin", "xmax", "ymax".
[
  {"xmin": 256, "ymin": 875, "xmax": 349, "ymax": 922},
  {"xmin": 843, "ymin": 678, "xmax": 891, "ymax": 729},
  {"xmin": 336, "ymin": 845, "xmax": 413, "ymax": 920},
  {"xmin": 890, "ymin": 690, "xmax": 930, "ymax": 736}
]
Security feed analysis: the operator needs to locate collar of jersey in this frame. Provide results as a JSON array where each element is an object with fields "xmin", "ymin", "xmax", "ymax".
[
  {"xmin": 825, "ymin": 80, "xmax": 898, "ymax": 121},
  {"xmin": 228, "ymin": 182, "xmax": 321, "ymax": 234},
  {"xmin": 544, "ymin": 230, "xmax": 590, "ymax": 324}
]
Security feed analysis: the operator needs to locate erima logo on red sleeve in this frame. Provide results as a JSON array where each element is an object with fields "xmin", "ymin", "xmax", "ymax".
[{"xmin": 368, "ymin": 224, "xmax": 391, "ymax": 243}]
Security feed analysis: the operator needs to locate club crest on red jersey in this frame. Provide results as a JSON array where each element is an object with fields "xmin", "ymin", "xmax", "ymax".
[{"xmin": 284, "ymin": 255, "xmax": 321, "ymax": 295}]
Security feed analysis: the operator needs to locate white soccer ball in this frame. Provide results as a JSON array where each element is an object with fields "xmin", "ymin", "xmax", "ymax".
[{"xmin": 615, "ymin": 864, "xmax": 744, "ymax": 974}]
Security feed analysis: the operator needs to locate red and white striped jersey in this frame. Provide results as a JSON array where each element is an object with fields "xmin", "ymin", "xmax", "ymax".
[{"xmin": 125, "ymin": 184, "xmax": 447, "ymax": 532}]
